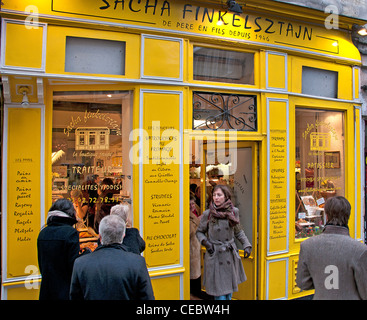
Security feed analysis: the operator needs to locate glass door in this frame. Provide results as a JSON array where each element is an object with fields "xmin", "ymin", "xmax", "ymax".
[{"xmin": 190, "ymin": 140, "xmax": 258, "ymax": 300}]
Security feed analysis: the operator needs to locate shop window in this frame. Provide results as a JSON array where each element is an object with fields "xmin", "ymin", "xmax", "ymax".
[
  {"xmin": 52, "ymin": 90, "xmax": 133, "ymax": 236},
  {"xmin": 295, "ymin": 108, "xmax": 345, "ymax": 239},
  {"xmin": 193, "ymin": 47, "xmax": 254, "ymax": 85},
  {"xmin": 65, "ymin": 36, "xmax": 126, "ymax": 75},
  {"xmin": 302, "ymin": 66, "xmax": 338, "ymax": 98},
  {"xmin": 193, "ymin": 91, "xmax": 257, "ymax": 131}
]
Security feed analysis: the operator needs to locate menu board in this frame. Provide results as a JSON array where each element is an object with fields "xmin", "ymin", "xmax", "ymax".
[
  {"xmin": 7, "ymin": 108, "xmax": 41, "ymax": 278},
  {"xmin": 267, "ymin": 100, "xmax": 288, "ymax": 255},
  {"xmin": 142, "ymin": 91, "xmax": 182, "ymax": 268}
]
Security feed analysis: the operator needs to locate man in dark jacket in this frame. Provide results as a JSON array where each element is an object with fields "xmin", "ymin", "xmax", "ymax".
[
  {"xmin": 37, "ymin": 199, "xmax": 80, "ymax": 300},
  {"xmin": 70, "ymin": 215, "xmax": 154, "ymax": 300}
]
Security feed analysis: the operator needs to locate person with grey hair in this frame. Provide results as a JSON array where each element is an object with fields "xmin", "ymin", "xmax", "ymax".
[
  {"xmin": 110, "ymin": 204, "xmax": 145, "ymax": 254},
  {"xmin": 99, "ymin": 214, "xmax": 126, "ymax": 245},
  {"xmin": 70, "ymin": 215, "xmax": 154, "ymax": 300},
  {"xmin": 296, "ymin": 196, "xmax": 367, "ymax": 299}
]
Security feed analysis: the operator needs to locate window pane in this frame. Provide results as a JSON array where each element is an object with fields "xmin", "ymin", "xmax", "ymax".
[
  {"xmin": 295, "ymin": 108, "xmax": 345, "ymax": 239},
  {"xmin": 100, "ymin": 133, "xmax": 106, "ymax": 145},
  {"xmin": 52, "ymin": 90, "xmax": 133, "ymax": 236},
  {"xmin": 89, "ymin": 132, "xmax": 96, "ymax": 146},
  {"xmin": 65, "ymin": 36, "xmax": 126, "ymax": 75},
  {"xmin": 193, "ymin": 91, "xmax": 257, "ymax": 131},
  {"xmin": 193, "ymin": 47, "xmax": 254, "ymax": 84},
  {"xmin": 79, "ymin": 133, "xmax": 85, "ymax": 146},
  {"xmin": 302, "ymin": 66, "xmax": 338, "ymax": 98}
]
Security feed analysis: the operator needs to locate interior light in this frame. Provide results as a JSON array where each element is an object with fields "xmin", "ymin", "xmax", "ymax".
[{"xmin": 107, "ymin": 94, "xmax": 112, "ymax": 98}]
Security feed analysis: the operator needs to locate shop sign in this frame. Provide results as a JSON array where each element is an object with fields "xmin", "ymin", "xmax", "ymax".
[
  {"xmin": 50, "ymin": 0, "xmax": 342, "ymax": 55},
  {"xmin": 3, "ymin": 0, "xmax": 358, "ymax": 59}
]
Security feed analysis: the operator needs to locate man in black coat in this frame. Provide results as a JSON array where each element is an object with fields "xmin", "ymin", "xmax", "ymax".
[
  {"xmin": 70, "ymin": 215, "xmax": 154, "ymax": 300},
  {"xmin": 37, "ymin": 199, "xmax": 80, "ymax": 300},
  {"xmin": 110, "ymin": 204, "xmax": 146, "ymax": 255}
]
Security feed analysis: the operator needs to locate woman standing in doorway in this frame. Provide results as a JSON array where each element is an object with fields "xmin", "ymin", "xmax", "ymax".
[{"xmin": 196, "ymin": 185, "xmax": 252, "ymax": 300}]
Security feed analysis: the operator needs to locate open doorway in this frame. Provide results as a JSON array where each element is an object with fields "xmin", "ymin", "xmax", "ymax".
[{"xmin": 189, "ymin": 138, "xmax": 258, "ymax": 300}]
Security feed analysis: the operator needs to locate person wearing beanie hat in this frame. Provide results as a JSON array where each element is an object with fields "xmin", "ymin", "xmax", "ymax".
[{"xmin": 37, "ymin": 198, "xmax": 81, "ymax": 300}]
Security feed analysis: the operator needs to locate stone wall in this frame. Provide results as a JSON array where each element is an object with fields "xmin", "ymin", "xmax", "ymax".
[{"xmin": 274, "ymin": 0, "xmax": 367, "ymax": 20}]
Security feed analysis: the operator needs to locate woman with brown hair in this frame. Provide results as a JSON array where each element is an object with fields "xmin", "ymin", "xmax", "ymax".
[{"xmin": 196, "ymin": 184, "xmax": 252, "ymax": 300}]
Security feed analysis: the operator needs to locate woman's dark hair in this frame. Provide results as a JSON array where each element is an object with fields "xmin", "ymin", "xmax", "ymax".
[
  {"xmin": 49, "ymin": 198, "xmax": 76, "ymax": 218},
  {"xmin": 212, "ymin": 185, "xmax": 232, "ymax": 201},
  {"xmin": 99, "ymin": 177, "xmax": 118, "ymax": 195},
  {"xmin": 101, "ymin": 177, "xmax": 114, "ymax": 187},
  {"xmin": 324, "ymin": 196, "xmax": 351, "ymax": 226}
]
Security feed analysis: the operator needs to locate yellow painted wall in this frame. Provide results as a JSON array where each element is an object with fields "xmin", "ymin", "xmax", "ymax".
[
  {"xmin": 267, "ymin": 52, "xmax": 288, "ymax": 91},
  {"xmin": 5, "ymin": 281, "xmax": 41, "ymax": 300},
  {"xmin": 4, "ymin": 21, "xmax": 44, "ymax": 69},
  {"xmin": 143, "ymin": 36, "xmax": 182, "ymax": 79},
  {"xmin": 151, "ymin": 275, "xmax": 182, "ymax": 300}
]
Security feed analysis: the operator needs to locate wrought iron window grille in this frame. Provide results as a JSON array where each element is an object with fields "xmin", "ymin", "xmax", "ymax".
[{"xmin": 193, "ymin": 92, "xmax": 257, "ymax": 131}]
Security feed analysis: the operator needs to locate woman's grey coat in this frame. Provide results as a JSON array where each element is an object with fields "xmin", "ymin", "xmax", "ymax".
[{"xmin": 196, "ymin": 207, "xmax": 251, "ymax": 296}]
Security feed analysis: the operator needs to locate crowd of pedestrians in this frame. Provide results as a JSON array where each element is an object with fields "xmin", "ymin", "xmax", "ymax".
[
  {"xmin": 37, "ymin": 198, "xmax": 154, "ymax": 300},
  {"xmin": 37, "ymin": 193, "xmax": 367, "ymax": 300}
]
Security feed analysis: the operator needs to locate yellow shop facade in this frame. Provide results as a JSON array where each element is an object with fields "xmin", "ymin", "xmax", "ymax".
[{"xmin": 0, "ymin": 0, "xmax": 365, "ymax": 300}]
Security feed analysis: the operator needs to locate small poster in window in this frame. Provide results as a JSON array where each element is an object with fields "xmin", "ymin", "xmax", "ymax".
[
  {"xmin": 316, "ymin": 197, "xmax": 325, "ymax": 206},
  {"xmin": 300, "ymin": 195, "xmax": 317, "ymax": 207},
  {"xmin": 300, "ymin": 195, "xmax": 318, "ymax": 215},
  {"xmin": 324, "ymin": 151, "xmax": 340, "ymax": 169}
]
